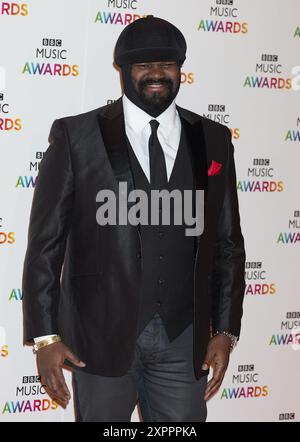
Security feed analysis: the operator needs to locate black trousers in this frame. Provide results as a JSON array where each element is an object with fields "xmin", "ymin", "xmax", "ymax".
[{"xmin": 73, "ymin": 313, "xmax": 208, "ymax": 422}]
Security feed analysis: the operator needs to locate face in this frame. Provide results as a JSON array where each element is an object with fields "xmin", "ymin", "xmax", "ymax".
[{"xmin": 130, "ymin": 61, "xmax": 181, "ymax": 113}]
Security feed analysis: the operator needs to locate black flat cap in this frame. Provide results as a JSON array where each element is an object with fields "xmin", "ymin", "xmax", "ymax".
[{"xmin": 114, "ymin": 15, "xmax": 187, "ymax": 67}]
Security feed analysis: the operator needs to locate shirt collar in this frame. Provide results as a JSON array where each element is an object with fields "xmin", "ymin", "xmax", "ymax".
[{"xmin": 122, "ymin": 94, "xmax": 177, "ymax": 136}]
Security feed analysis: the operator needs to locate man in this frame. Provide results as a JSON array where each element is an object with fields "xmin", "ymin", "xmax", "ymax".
[{"xmin": 22, "ymin": 16, "xmax": 246, "ymax": 422}]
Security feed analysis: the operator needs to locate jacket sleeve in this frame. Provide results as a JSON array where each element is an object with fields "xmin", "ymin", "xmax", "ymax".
[
  {"xmin": 210, "ymin": 127, "xmax": 246, "ymax": 340},
  {"xmin": 22, "ymin": 119, "xmax": 74, "ymax": 343}
]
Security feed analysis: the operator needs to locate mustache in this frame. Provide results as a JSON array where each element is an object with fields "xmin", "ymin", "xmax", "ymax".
[{"xmin": 139, "ymin": 78, "xmax": 173, "ymax": 89}]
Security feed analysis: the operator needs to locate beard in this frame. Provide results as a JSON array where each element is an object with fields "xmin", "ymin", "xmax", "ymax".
[
  {"xmin": 135, "ymin": 77, "xmax": 179, "ymax": 116},
  {"xmin": 121, "ymin": 64, "xmax": 181, "ymax": 117}
]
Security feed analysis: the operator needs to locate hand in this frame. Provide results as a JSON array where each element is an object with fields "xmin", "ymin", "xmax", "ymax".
[
  {"xmin": 202, "ymin": 334, "xmax": 231, "ymax": 401},
  {"xmin": 36, "ymin": 341, "xmax": 86, "ymax": 407}
]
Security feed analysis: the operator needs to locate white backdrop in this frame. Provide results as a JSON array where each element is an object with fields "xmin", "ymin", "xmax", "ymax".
[{"xmin": 0, "ymin": 0, "xmax": 299, "ymax": 422}]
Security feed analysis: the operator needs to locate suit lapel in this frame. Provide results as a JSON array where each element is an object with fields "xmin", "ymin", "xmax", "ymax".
[
  {"xmin": 179, "ymin": 117, "xmax": 207, "ymax": 191},
  {"xmin": 97, "ymin": 98, "xmax": 135, "ymax": 195},
  {"xmin": 177, "ymin": 108, "xmax": 208, "ymax": 241}
]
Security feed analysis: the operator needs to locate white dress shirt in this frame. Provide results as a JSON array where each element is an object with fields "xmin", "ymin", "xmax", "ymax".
[
  {"xmin": 34, "ymin": 94, "xmax": 181, "ymax": 343},
  {"xmin": 123, "ymin": 94, "xmax": 181, "ymax": 181}
]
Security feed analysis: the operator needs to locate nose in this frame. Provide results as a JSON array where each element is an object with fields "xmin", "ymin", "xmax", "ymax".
[{"xmin": 149, "ymin": 64, "xmax": 165, "ymax": 79}]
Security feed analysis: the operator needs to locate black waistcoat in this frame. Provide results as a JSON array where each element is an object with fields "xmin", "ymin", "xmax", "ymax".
[{"xmin": 126, "ymin": 125, "xmax": 196, "ymax": 342}]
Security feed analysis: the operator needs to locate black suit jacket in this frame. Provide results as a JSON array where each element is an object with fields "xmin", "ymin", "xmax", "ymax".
[{"xmin": 22, "ymin": 97, "xmax": 246, "ymax": 379}]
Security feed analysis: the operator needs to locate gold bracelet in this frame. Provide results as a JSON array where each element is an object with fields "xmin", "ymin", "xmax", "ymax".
[{"xmin": 33, "ymin": 336, "xmax": 61, "ymax": 354}]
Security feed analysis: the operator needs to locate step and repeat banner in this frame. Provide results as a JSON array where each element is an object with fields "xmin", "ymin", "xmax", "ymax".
[{"xmin": 0, "ymin": 0, "xmax": 299, "ymax": 422}]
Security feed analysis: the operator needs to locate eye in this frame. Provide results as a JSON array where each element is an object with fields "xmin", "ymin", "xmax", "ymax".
[{"xmin": 161, "ymin": 63, "xmax": 175, "ymax": 69}]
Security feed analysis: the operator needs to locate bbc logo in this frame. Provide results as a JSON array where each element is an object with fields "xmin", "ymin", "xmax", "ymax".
[
  {"xmin": 279, "ymin": 413, "xmax": 295, "ymax": 421},
  {"xmin": 245, "ymin": 262, "xmax": 262, "ymax": 269},
  {"xmin": 294, "ymin": 211, "xmax": 300, "ymax": 218},
  {"xmin": 208, "ymin": 104, "xmax": 225, "ymax": 112},
  {"xmin": 0, "ymin": 93, "xmax": 3, "ymax": 101},
  {"xmin": 42, "ymin": 39, "xmax": 62, "ymax": 47},
  {"xmin": 286, "ymin": 312, "xmax": 300, "ymax": 319},
  {"xmin": 238, "ymin": 364, "xmax": 254, "ymax": 372},
  {"xmin": 261, "ymin": 54, "xmax": 278, "ymax": 62},
  {"xmin": 216, "ymin": 0, "xmax": 233, "ymax": 5},
  {"xmin": 253, "ymin": 159, "xmax": 270, "ymax": 166},
  {"xmin": 22, "ymin": 375, "xmax": 41, "ymax": 384}
]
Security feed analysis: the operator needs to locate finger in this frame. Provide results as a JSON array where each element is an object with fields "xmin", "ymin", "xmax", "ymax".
[
  {"xmin": 40, "ymin": 374, "xmax": 64, "ymax": 400},
  {"xmin": 48, "ymin": 372, "xmax": 69, "ymax": 403},
  {"xmin": 205, "ymin": 376, "xmax": 219, "ymax": 396},
  {"xmin": 43, "ymin": 373, "xmax": 58, "ymax": 395},
  {"xmin": 40, "ymin": 375, "xmax": 48, "ymax": 388},
  {"xmin": 201, "ymin": 353, "xmax": 214, "ymax": 370},
  {"xmin": 49, "ymin": 372, "xmax": 60, "ymax": 396},
  {"xmin": 204, "ymin": 380, "xmax": 223, "ymax": 401},
  {"xmin": 206, "ymin": 366, "xmax": 225, "ymax": 390},
  {"xmin": 53, "ymin": 387, "xmax": 70, "ymax": 404},
  {"xmin": 44, "ymin": 384, "xmax": 63, "ymax": 402},
  {"xmin": 42, "ymin": 379, "xmax": 62, "ymax": 401},
  {"xmin": 204, "ymin": 368, "xmax": 226, "ymax": 399},
  {"xmin": 211, "ymin": 363, "xmax": 224, "ymax": 383},
  {"xmin": 205, "ymin": 373, "xmax": 223, "ymax": 392},
  {"xmin": 65, "ymin": 349, "xmax": 86, "ymax": 367},
  {"xmin": 53, "ymin": 367, "xmax": 71, "ymax": 400},
  {"xmin": 201, "ymin": 361, "xmax": 210, "ymax": 370},
  {"xmin": 53, "ymin": 397, "xmax": 68, "ymax": 409}
]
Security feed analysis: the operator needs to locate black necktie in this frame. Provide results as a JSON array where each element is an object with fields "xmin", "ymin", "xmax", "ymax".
[{"xmin": 148, "ymin": 119, "xmax": 168, "ymax": 189}]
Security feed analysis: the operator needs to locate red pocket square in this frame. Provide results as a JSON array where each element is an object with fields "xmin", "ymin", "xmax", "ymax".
[{"xmin": 208, "ymin": 160, "xmax": 222, "ymax": 176}]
